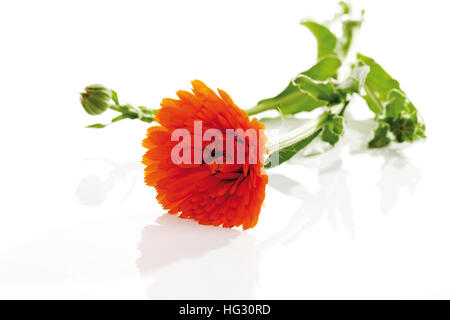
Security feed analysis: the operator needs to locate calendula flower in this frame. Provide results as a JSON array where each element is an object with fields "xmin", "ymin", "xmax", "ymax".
[
  {"xmin": 142, "ymin": 80, "xmax": 268, "ymax": 229},
  {"xmin": 80, "ymin": 3, "xmax": 426, "ymax": 230}
]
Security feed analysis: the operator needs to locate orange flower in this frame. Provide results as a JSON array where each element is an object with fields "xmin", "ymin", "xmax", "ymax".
[{"xmin": 142, "ymin": 80, "xmax": 268, "ymax": 229}]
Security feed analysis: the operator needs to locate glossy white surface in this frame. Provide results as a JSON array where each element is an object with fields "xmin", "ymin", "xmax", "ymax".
[{"xmin": 0, "ymin": 0, "xmax": 449, "ymax": 299}]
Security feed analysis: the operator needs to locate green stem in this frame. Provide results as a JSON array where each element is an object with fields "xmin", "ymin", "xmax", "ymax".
[
  {"xmin": 109, "ymin": 104, "xmax": 122, "ymax": 113},
  {"xmin": 265, "ymin": 103, "xmax": 342, "ymax": 167},
  {"xmin": 338, "ymin": 100, "xmax": 350, "ymax": 116},
  {"xmin": 110, "ymin": 104, "xmax": 155, "ymax": 122},
  {"xmin": 245, "ymin": 103, "xmax": 274, "ymax": 116},
  {"xmin": 86, "ymin": 102, "xmax": 156, "ymax": 128},
  {"xmin": 266, "ymin": 116, "xmax": 323, "ymax": 154}
]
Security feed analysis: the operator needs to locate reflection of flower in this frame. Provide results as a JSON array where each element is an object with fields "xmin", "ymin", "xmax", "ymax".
[
  {"xmin": 136, "ymin": 215, "xmax": 240, "ymax": 274},
  {"xmin": 142, "ymin": 80, "xmax": 268, "ymax": 229},
  {"xmin": 137, "ymin": 215, "xmax": 259, "ymax": 299}
]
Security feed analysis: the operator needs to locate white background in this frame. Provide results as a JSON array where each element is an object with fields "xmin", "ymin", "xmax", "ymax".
[{"xmin": 1, "ymin": 0, "xmax": 449, "ymax": 299}]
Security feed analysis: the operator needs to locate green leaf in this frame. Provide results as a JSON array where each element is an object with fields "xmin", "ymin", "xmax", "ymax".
[
  {"xmin": 356, "ymin": 54, "xmax": 426, "ymax": 145},
  {"xmin": 363, "ymin": 88, "xmax": 384, "ymax": 116},
  {"xmin": 358, "ymin": 54, "xmax": 397, "ymax": 115},
  {"xmin": 322, "ymin": 128, "xmax": 340, "ymax": 146},
  {"xmin": 293, "ymin": 75, "xmax": 339, "ymax": 103},
  {"xmin": 302, "ymin": 55, "xmax": 342, "ymax": 81},
  {"xmin": 358, "ymin": 54, "xmax": 400, "ymax": 101},
  {"xmin": 264, "ymin": 129, "xmax": 322, "ymax": 168},
  {"xmin": 111, "ymin": 114, "xmax": 129, "ymax": 123},
  {"xmin": 358, "ymin": 53, "xmax": 401, "ymax": 115},
  {"xmin": 255, "ymin": 82, "xmax": 327, "ymax": 115},
  {"xmin": 415, "ymin": 122, "xmax": 426, "ymax": 139},
  {"xmin": 385, "ymin": 89, "xmax": 407, "ymax": 119},
  {"xmin": 368, "ymin": 123, "xmax": 391, "ymax": 148},
  {"xmin": 386, "ymin": 117, "xmax": 417, "ymax": 143},
  {"xmin": 301, "ymin": 21, "xmax": 338, "ymax": 59},
  {"xmin": 253, "ymin": 56, "xmax": 342, "ymax": 115},
  {"xmin": 111, "ymin": 90, "xmax": 120, "ymax": 105},
  {"xmin": 86, "ymin": 123, "xmax": 108, "ymax": 129},
  {"xmin": 320, "ymin": 112, "xmax": 344, "ymax": 146},
  {"xmin": 337, "ymin": 19, "xmax": 362, "ymax": 58},
  {"xmin": 338, "ymin": 1, "xmax": 351, "ymax": 15}
]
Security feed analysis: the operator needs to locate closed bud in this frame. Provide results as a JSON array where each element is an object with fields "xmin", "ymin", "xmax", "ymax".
[{"xmin": 80, "ymin": 84, "xmax": 112, "ymax": 115}]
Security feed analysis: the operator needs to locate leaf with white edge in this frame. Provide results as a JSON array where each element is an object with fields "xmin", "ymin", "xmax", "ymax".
[
  {"xmin": 293, "ymin": 75, "xmax": 340, "ymax": 103},
  {"xmin": 253, "ymin": 56, "xmax": 343, "ymax": 115},
  {"xmin": 301, "ymin": 21, "xmax": 338, "ymax": 59},
  {"xmin": 358, "ymin": 54, "xmax": 400, "ymax": 101},
  {"xmin": 358, "ymin": 53, "xmax": 401, "ymax": 115},
  {"xmin": 302, "ymin": 55, "xmax": 342, "ymax": 81},
  {"xmin": 255, "ymin": 82, "xmax": 327, "ymax": 115}
]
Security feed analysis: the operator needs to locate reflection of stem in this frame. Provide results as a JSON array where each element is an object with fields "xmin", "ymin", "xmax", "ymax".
[
  {"xmin": 77, "ymin": 160, "xmax": 140, "ymax": 205},
  {"xmin": 258, "ymin": 164, "xmax": 355, "ymax": 248}
]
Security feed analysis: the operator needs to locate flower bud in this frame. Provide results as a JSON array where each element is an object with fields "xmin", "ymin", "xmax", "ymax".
[{"xmin": 80, "ymin": 84, "xmax": 112, "ymax": 115}]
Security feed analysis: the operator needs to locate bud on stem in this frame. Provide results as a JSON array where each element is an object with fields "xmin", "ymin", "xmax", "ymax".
[
  {"xmin": 80, "ymin": 84, "xmax": 112, "ymax": 115},
  {"xmin": 80, "ymin": 84, "xmax": 157, "ymax": 128}
]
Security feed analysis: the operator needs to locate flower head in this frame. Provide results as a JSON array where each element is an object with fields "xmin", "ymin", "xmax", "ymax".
[
  {"xmin": 142, "ymin": 80, "xmax": 268, "ymax": 229},
  {"xmin": 80, "ymin": 84, "xmax": 112, "ymax": 115}
]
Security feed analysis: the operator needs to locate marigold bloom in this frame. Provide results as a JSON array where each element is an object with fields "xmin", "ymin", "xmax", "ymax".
[{"xmin": 142, "ymin": 80, "xmax": 268, "ymax": 229}]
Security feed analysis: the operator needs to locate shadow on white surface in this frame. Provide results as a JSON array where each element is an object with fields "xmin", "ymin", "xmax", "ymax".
[
  {"xmin": 76, "ymin": 159, "xmax": 141, "ymax": 206},
  {"xmin": 261, "ymin": 116, "xmax": 423, "ymax": 245},
  {"xmin": 375, "ymin": 149, "xmax": 423, "ymax": 214},
  {"xmin": 137, "ymin": 214, "xmax": 259, "ymax": 299},
  {"xmin": 264, "ymin": 159, "xmax": 354, "ymax": 247}
]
